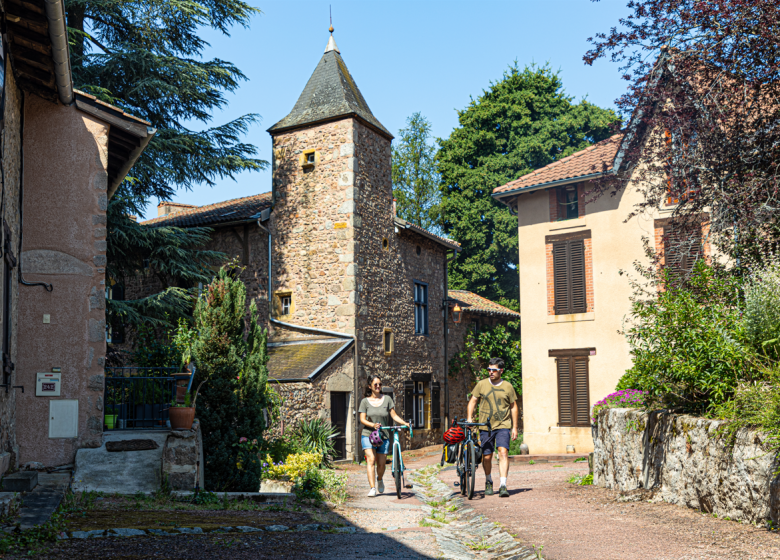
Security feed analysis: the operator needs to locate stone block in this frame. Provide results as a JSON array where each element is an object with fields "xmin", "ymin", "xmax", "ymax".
[
  {"xmin": 93, "ymin": 255, "xmax": 107, "ymax": 267},
  {"xmin": 93, "ymin": 227, "xmax": 107, "ymax": 238},
  {"xmin": 340, "ymin": 143, "xmax": 355, "ymax": 157},
  {"xmin": 327, "ymin": 295, "xmax": 340, "ymax": 306},
  {"xmin": 335, "ymin": 304, "xmax": 355, "ymax": 316},
  {"xmin": 97, "ymin": 194, "xmax": 108, "ymax": 211},
  {"xmin": 338, "ymin": 201, "xmax": 355, "ymax": 214},
  {"xmin": 88, "ymin": 374, "xmax": 104, "ymax": 392},
  {"xmin": 88, "ymin": 319, "xmax": 106, "ymax": 342},
  {"xmin": 338, "ymin": 253, "xmax": 354, "ymax": 263},
  {"xmin": 2, "ymin": 471, "xmax": 37, "ymax": 492},
  {"xmin": 92, "ymin": 214, "xmax": 107, "ymax": 225},
  {"xmin": 342, "ymin": 278, "xmax": 356, "ymax": 290},
  {"xmin": 94, "ymin": 240, "xmax": 107, "ymax": 252},
  {"xmin": 338, "ymin": 172, "xmax": 354, "ymax": 187}
]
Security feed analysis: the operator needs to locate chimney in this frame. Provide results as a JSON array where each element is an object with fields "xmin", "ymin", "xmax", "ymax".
[
  {"xmin": 158, "ymin": 202, "xmax": 196, "ymax": 217},
  {"xmin": 157, "ymin": 202, "xmax": 169, "ymax": 217}
]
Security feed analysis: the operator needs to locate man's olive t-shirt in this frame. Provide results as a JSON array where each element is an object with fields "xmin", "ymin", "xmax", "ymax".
[{"xmin": 471, "ymin": 378, "xmax": 518, "ymax": 431}]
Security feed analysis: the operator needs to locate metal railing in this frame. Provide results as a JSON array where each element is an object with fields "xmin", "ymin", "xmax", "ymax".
[{"xmin": 104, "ymin": 367, "xmax": 179, "ymax": 430}]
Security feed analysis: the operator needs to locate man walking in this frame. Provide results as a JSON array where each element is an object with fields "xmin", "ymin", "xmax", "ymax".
[{"xmin": 467, "ymin": 357, "xmax": 518, "ymax": 498}]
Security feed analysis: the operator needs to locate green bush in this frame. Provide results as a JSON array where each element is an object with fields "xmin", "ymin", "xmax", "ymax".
[
  {"xmin": 293, "ymin": 468, "xmax": 325, "ymax": 503},
  {"xmin": 290, "ymin": 418, "xmax": 339, "ymax": 465},
  {"xmin": 193, "ymin": 266, "xmax": 269, "ymax": 491},
  {"xmin": 449, "ymin": 323, "xmax": 522, "ymax": 397},
  {"xmin": 618, "ymin": 261, "xmax": 753, "ymax": 415},
  {"xmin": 743, "ymin": 261, "xmax": 780, "ymax": 359}
]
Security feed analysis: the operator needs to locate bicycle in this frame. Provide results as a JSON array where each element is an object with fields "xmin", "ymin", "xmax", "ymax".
[
  {"xmin": 452, "ymin": 417, "xmax": 492, "ymax": 500},
  {"xmin": 379, "ymin": 422, "xmax": 414, "ymax": 499}
]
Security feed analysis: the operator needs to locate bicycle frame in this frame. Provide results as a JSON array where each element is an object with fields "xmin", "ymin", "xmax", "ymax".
[{"xmin": 380, "ymin": 424, "xmax": 413, "ymax": 493}]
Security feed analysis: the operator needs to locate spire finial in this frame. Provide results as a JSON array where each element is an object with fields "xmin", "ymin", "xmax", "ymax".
[
  {"xmin": 325, "ymin": 6, "xmax": 339, "ymax": 53},
  {"xmin": 329, "ymin": 5, "xmax": 333, "ymax": 33}
]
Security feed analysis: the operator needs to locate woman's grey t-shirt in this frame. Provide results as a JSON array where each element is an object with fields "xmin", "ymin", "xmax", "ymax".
[{"xmin": 358, "ymin": 396, "xmax": 395, "ymax": 438}]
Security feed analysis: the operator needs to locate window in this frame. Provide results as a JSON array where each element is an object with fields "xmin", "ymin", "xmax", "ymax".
[
  {"xmin": 274, "ymin": 292, "xmax": 293, "ymax": 316},
  {"xmin": 382, "ymin": 238, "xmax": 388, "ymax": 250},
  {"xmin": 415, "ymin": 245, "xmax": 421, "ymax": 256},
  {"xmin": 307, "ymin": 152, "xmax": 315, "ymax": 164},
  {"xmin": 664, "ymin": 129, "xmax": 700, "ymax": 205},
  {"xmin": 281, "ymin": 296, "xmax": 291, "ymax": 315},
  {"xmin": 552, "ymin": 239, "xmax": 587, "ymax": 315},
  {"xmin": 470, "ymin": 320, "xmax": 479, "ymax": 334},
  {"xmin": 383, "ymin": 328, "xmax": 393, "ymax": 355},
  {"xmin": 105, "ymin": 284, "xmax": 125, "ymax": 344},
  {"xmin": 301, "ymin": 149, "xmax": 317, "ymax": 168},
  {"xmin": 550, "ymin": 349, "xmax": 592, "ymax": 427},
  {"xmin": 556, "ymin": 185, "xmax": 579, "ymax": 220},
  {"xmin": 413, "ymin": 281, "xmax": 428, "ymax": 334},
  {"xmin": 663, "ymin": 225, "xmax": 702, "ymax": 277},
  {"xmin": 413, "ymin": 381, "xmax": 426, "ymax": 428}
]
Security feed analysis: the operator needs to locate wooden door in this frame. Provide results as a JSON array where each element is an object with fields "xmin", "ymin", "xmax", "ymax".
[{"xmin": 330, "ymin": 392, "xmax": 348, "ymax": 460}]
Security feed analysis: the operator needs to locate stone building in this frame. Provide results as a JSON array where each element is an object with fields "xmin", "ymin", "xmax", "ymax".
[
  {"xmin": 138, "ymin": 31, "xmax": 520, "ymax": 460},
  {"xmin": 0, "ymin": 0, "xmax": 154, "ymax": 471}
]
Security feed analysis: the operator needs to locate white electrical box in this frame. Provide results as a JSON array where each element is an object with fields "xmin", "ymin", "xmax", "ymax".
[
  {"xmin": 49, "ymin": 400, "xmax": 78, "ymax": 438},
  {"xmin": 36, "ymin": 372, "xmax": 61, "ymax": 397}
]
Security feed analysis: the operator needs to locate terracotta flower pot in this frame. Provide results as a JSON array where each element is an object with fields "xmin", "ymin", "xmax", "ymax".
[{"xmin": 169, "ymin": 407, "xmax": 195, "ymax": 430}]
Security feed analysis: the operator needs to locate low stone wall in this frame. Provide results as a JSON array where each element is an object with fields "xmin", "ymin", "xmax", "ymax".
[
  {"xmin": 162, "ymin": 420, "xmax": 205, "ymax": 491},
  {"xmin": 593, "ymin": 408, "xmax": 780, "ymax": 523}
]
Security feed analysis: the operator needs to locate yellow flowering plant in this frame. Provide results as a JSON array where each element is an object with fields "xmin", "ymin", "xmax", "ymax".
[{"xmin": 262, "ymin": 452, "xmax": 320, "ymax": 480}]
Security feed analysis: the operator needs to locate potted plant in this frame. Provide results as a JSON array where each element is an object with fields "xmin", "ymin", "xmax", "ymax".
[{"xmin": 169, "ymin": 380, "xmax": 205, "ymax": 430}]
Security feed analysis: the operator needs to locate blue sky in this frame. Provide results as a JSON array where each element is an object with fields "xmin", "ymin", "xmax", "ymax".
[{"xmin": 140, "ymin": 0, "xmax": 631, "ymax": 220}]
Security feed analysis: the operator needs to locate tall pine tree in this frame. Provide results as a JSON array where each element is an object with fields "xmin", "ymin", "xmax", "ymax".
[
  {"xmin": 193, "ymin": 267, "xmax": 268, "ymax": 491},
  {"xmin": 437, "ymin": 63, "xmax": 619, "ymax": 309},
  {"xmin": 65, "ymin": 0, "xmax": 267, "ymax": 327}
]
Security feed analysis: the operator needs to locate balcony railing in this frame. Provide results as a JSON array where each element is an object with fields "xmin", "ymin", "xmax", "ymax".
[{"xmin": 104, "ymin": 367, "xmax": 180, "ymax": 430}]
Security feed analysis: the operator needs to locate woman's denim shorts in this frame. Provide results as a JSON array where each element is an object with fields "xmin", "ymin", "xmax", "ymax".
[{"xmin": 361, "ymin": 435, "xmax": 390, "ymax": 454}]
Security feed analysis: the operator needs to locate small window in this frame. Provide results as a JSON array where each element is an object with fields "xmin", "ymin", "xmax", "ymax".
[
  {"xmin": 301, "ymin": 149, "xmax": 317, "ymax": 168},
  {"xmin": 415, "ymin": 245, "xmax": 421, "ymax": 256},
  {"xmin": 556, "ymin": 185, "xmax": 579, "ymax": 221},
  {"xmin": 307, "ymin": 152, "xmax": 315, "ymax": 164},
  {"xmin": 282, "ymin": 296, "xmax": 291, "ymax": 315},
  {"xmin": 470, "ymin": 320, "xmax": 479, "ymax": 334},
  {"xmin": 414, "ymin": 281, "xmax": 428, "ymax": 335},
  {"xmin": 383, "ymin": 328, "xmax": 394, "ymax": 355},
  {"xmin": 382, "ymin": 238, "xmax": 389, "ymax": 250}
]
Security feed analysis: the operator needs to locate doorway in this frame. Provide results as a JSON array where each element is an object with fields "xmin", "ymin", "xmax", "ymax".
[{"xmin": 330, "ymin": 392, "xmax": 349, "ymax": 460}]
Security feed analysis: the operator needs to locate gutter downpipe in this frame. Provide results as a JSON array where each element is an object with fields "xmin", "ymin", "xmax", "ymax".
[
  {"xmin": 443, "ymin": 248, "xmax": 460, "ymax": 430},
  {"xmin": 259, "ymin": 213, "xmax": 360, "ymax": 462},
  {"xmin": 44, "ymin": 0, "xmax": 74, "ymax": 105}
]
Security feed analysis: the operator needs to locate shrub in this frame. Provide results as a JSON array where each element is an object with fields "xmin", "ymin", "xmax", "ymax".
[
  {"xmin": 618, "ymin": 261, "xmax": 752, "ymax": 415},
  {"xmin": 319, "ymin": 469, "xmax": 349, "ymax": 504},
  {"xmin": 293, "ymin": 468, "xmax": 326, "ymax": 503},
  {"xmin": 743, "ymin": 261, "xmax": 780, "ymax": 359},
  {"xmin": 289, "ymin": 418, "xmax": 338, "ymax": 465},
  {"xmin": 262, "ymin": 452, "xmax": 321, "ymax": 481},
  {"xmin": 449, "ymin": 323, "xmax": 522, "ymax": 397},
  {"xmin": 591, "ymin": 389, "xmax": 646, "ymax": 424},
  {"xmin": 194, "ymin": 266, "xmax": 269, "ymax": 491}
]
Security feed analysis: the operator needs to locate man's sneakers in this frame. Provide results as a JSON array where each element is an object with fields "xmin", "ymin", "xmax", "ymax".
[
  {"xmin": 377, "ymin": 479, "xmax": 385, "ymax": 494},
  {"xmin": 499, "ymin": 485, "xmax": 510, "ymax": 498},
  {"xmin": 367, "ymin": 487, "xmax": 377, "ymax": 497},
  {"xmin": 485, "ymin": 481, "xmax": 494, "ymax": 496}
]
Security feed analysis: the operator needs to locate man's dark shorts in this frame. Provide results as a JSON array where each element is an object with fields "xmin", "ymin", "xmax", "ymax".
[{"xmin": 480, "ymin": 428, "xmax": 510, "ymax": 455}]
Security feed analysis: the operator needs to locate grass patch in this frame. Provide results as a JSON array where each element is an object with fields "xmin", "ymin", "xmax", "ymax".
[
  {"xmin": 466, "ymin": 537, "xmax": 492, "ymax": 551},
  {"xmin": 574, "ymin": 457, "xmax": 587, "ymax": 463},
  {"xmin": 568, "ymin": 474, "xmax": 593, "ymax": 486},
  {"xmin": 528, "ymin": 460, "xmax": 535, "ymax": 465}
]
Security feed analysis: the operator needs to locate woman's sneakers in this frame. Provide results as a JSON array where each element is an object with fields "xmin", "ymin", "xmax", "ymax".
[
  {"xmin": 377, "ymin": 479, "xmax": 385, "ymax": 494},
  {"xmin": 367, "ymin": 487, "xmax": 377, "ymax": 497}
]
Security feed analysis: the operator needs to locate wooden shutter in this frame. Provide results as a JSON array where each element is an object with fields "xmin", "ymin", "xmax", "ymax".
[
  {"xmin": 556, "ymin": 358, "xmax": 573, "ymax": 426},
  {"xmin": 574, "ymin": 357, "xmax": 590, "ymax": 426},
  {"xmin": 553, "ymin": 242, "xmax": 570, "ymax": 314},
  {"xmin": 553, "ymin": 240, "xmax": 587, "ymax": 315},
  {"xmin": 430, "ymin": 382, "xmax": 441, "ymax": 429},
  {"xmin": 403, "ymin": 381, "xmax": 415, "ymax": 425},
  {"xmin": 664, "ymin": 226, "xmax": 702, "ymax": 276}
]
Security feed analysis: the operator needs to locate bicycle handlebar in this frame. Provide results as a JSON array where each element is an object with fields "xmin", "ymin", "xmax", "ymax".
[{"xmin": 379, "ymin": 424, "xmax": 414, "ymax": 439}]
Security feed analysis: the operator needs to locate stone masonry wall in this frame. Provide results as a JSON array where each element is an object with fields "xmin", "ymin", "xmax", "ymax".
[
  {"xmin": 270, "ymin": 120, "xmax": 358, "ymax": 334},
  {"xmin": 0, "ymin": 60, "xmax": 23, "ymax": 474},
  {"xmin": 594, "ymin": 408, "xmax": 780, "ymax": 523},
  {"xmin": 162, "ymin": 419, "xmax": 205, "ymax": 490}
]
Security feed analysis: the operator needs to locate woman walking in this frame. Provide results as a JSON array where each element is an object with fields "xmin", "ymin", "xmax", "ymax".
[{"xmin": 358, "ymin": 376, "xmax": 409, "ymax": 496}]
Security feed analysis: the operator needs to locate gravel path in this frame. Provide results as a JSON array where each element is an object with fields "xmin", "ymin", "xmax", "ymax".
[{"xmin": 436, "ymin": 457, "xmax": 780, "ymax": 560}]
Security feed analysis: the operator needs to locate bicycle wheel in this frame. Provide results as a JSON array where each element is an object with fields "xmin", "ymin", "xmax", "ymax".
[
  {"xmin": 394, "ymin": 445, "xmax": 402, "ymax": 499},
  {"xmin": 459, "ymin": 447, "xmax": 467, "ymax": 496},
  {"xmin": 467, "ymin": 441, "xmax": 477, "ymax": 500}
]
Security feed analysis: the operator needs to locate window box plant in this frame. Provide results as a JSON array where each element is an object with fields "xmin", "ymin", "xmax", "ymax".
[{"xmin": 169, "ymin": 380, "xmax": 205, "ymax": 430}]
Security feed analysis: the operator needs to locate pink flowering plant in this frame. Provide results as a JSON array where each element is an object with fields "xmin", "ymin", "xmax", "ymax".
[
  {"xmin": 233, "ymin": 437, "xmax": 261, "ymax": 472},
  {"xmin": 591, "ymin": 389, "xmax": 646, "ymax": 425}
]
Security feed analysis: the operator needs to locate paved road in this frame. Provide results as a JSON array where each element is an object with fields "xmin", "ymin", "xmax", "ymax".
[{"xmin": 437, "ymin": 458, "xmax": 780, "ymax": 560}]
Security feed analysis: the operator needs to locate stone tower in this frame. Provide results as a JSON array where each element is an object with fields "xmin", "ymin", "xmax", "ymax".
[{"xmin": 267, "ymin": 30, "xmax": 394, "ymax": 339}]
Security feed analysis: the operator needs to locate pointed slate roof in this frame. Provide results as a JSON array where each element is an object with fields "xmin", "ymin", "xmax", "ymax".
[{"xmin": 268, "ymin": 34, "xmax": 392, "ymax": 139}]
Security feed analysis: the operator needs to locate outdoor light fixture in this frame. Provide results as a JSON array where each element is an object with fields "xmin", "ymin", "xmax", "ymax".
[{"xmin": 452, "ymin": 303, "xmax": 462, "ymax": 324}]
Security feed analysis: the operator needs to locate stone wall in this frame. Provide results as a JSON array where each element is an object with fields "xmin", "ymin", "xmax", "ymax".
[
  {"xmin": 269, "ymin": 349, "xmax": 355, "ymax": 458},
  {"xmin": 0, "ymin": 59, "xmax": 24, "ymax": 474},
  {"xmin": 162, "ymin": 420, "xmax": 205, "ymax": 490},
  {"xmin": 593, "ymin": 408, "xmax": 780, "ymax": 523}
]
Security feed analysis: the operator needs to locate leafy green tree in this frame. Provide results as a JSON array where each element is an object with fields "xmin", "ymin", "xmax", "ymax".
[
  {"xmin": 449, "ymin": 323, "xmax": 522, "ymax": 398},
  {"xmin": 193, "ymin": 267, "xmax": 269, "ymax": 491},
  {"xmin": 437, "ymin": 63, "xmax": 619, "ymax": 307},
  {"xmin": 65, "ymin": 0, "xmax": 267, "ymax": 328},
  {"xmin": 107, "ymin": 197, "xmax": 225, "ymax": 328},
  {"xmin": 392, "ymin": 112, "xmax": 442, "ymax": 233}
]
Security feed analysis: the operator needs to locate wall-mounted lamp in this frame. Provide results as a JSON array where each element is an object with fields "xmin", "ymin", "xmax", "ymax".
[{"xmin": 452, "ymin": 303, "xmax": 462, "ymax": 324}]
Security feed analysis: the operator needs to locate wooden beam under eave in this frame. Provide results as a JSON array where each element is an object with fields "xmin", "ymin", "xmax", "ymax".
[
  {"xmin": 13, "ymin": 58, "xmax": 54, "ymax": 87},
  {"xmin": 15, "ymin": 76, "xmax": 57, "ymax": 102},
  {"xmin": 9, "ymin": 44, "xmax": 54, "ymax": 72},
  {"xmin": 6, "ymin": 24, "xmax": 51, "ymax": 55},
  {"xmin": 6, "ymin": 12, "xmax": 49, "ymax": 37},
  {"xmin": 6, "ymin": 0, "xmax": 46, "ymax": 15}
]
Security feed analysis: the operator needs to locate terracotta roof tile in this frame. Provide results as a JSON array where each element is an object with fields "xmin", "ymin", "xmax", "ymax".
[
  {"xmin": 493, "ymin": 134, "xmax": 624, "ymax": 196},
  {"xmin": 73, "ymin": 89, "xmax": 151, "ymax": 126},
  {"xmin": 449, "ymin": 290, "xmax": 521, "ymax": 318},
  {"xmin": 267, "ymin": 339, "xmax": 353, "ymax": 381},
  {"xmin": 393, "ymin": 217, "xmax": 460, "ymax": 250},
  {"xmin": 142, "ymin": 193, "xmax": 272, "ymax": 228}
]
